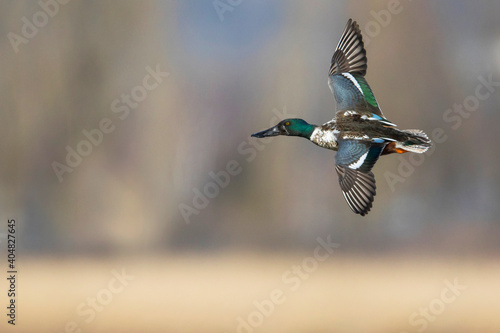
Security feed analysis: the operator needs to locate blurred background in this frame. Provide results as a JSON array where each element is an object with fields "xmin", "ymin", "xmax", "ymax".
[{"xmin": 1, "ymin": 0, "xmax": 500, "ymax": 332}]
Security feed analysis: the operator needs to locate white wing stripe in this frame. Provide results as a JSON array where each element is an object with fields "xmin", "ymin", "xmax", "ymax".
[
  {"xmin": 348, "ymin": 151, "xmax": 368, "ymax": 169},
  {"xmin": 341, "ymin": 73, "xmax": 364, "ymax": 96}
]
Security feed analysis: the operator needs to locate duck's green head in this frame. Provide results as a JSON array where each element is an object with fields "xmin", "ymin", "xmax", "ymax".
[{"xmin": 251, "ymin": 118, "xmax": 315, "ymax": 139}]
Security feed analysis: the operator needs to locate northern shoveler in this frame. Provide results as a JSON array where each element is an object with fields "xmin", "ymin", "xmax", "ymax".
[{"xmin": 251, "ymin": 19, "xmax": 431, "ymax": 216}]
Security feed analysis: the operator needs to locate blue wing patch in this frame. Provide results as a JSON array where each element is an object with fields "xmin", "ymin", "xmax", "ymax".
[
  {"xmin": 329, "ymin": 75, "xmax": 365, "ymax": 111},
  {"xmin": 335, "ymin": 140, "xmax": 384, "ymax": 173}
]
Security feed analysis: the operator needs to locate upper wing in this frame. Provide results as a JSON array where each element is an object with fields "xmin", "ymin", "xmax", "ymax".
[
  {"xmin": 328, "ymin": 19, "xmax": 384, "ymax": 116},
  {"xmin": 334, "ymin": 139, "xmax": 385, "ymax": 216}
]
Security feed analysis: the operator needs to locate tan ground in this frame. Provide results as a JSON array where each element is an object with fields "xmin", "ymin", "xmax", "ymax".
[{"xmin": 2, "ymin": 253, "xmax": 499, "ymax": 333}]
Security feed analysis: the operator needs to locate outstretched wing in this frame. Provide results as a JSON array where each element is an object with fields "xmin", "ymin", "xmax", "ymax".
[
  {"xmin": 334, "ymin": 139, "xmax": 385, "ymax": 216},
  {"xmin": 328, "ymin": 19, "xmax": 384, "ymax": 117}
]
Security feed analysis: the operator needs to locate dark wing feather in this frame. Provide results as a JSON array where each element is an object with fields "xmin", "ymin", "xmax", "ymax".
[
  {"xmin": 335, "ymin": 166, "xmax": 376, "ymax": 216},
  {"xmin": 329, "ymin": 19, "xmax": 367, "ymax": 76}
]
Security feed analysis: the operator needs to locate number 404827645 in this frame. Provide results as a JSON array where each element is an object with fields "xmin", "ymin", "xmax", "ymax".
[{"xmin": 7, "ymin": 219, "xmax": 16, "ymax": 270}]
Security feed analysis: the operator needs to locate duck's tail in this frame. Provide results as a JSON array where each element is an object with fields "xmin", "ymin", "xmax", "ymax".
[
  {"xmin": 382, "ymin": 129, "xmax": 432, "ymax": 155},
  {"xmin": 395, "ymin": 129, "xmax": 432, "ymax": 154}
]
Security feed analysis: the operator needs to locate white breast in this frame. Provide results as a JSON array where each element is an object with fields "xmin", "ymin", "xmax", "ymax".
[{"xmin": 311, "ymin": 127, "xmax": 338, "ymax": 150}]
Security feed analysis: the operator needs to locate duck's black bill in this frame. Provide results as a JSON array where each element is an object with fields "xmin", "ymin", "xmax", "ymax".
[{"xmin": 251, "ymin": 126, "xmax": 280, "ymax": 138}]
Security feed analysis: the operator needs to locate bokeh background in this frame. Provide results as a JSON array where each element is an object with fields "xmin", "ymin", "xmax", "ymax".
[{"xmin": 2, "ymin": 0, "xmax": 500, "ymax": 332}]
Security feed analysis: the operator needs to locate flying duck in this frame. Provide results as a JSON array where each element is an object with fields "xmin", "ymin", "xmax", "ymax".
[{"xmin": 251, "ymin": 19, "xmax": 431, "ymax": 216}]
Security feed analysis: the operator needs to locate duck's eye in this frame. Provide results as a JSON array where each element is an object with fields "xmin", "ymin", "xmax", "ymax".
[{"xmin": 285, "ymin": 121, "xmax": 290, "ymax": 126}]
